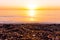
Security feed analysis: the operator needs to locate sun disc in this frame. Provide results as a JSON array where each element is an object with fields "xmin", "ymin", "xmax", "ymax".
[{"xmin": 27, "ymin": 4, "xmax": 37, "ymax": 9}]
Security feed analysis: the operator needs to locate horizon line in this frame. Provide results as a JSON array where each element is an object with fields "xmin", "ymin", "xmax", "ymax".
[{"xmin": 0, "ymin": 7, "xmax": 60, "ymax": 10}]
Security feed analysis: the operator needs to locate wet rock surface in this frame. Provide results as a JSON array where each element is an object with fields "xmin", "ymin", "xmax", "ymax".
[{"xmin": 0, "ymin": 24, "xmax": 60, "ymax": 40}]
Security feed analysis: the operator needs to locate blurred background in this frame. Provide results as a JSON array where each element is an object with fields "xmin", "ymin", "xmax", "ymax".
[{"xmin": 0, "ymin": 0, "xmax": 60, "ymax": 23}]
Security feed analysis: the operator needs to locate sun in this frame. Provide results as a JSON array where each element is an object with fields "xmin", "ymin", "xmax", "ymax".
[{"xmin": 27, "ymin": 4, "xmax": 37, "ymax": 10}]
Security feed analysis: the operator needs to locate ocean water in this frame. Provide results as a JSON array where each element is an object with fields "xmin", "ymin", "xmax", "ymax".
[{"xmin": 0, "ymin": 10, "xmax": 60, "ymax": 23}]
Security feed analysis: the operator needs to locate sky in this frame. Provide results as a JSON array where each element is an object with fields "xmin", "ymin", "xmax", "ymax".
[
  {"xmin": 0, "ymin": 0, "xmax": 60, "ymax": 8},
  {"xmin": 0, "ymin": 0, "xmax": 60, "ymax": 23}
]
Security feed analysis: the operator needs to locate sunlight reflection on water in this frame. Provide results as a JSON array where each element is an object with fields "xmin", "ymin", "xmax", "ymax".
[{"xmin": 0, "ymin": 10, "xmax": 60, "ymax": 23}]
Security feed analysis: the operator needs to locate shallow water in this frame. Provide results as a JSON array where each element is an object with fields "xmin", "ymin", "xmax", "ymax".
[{"xmin": 0, "ymin": 10, "xmax": 60, "ymax": 23}]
